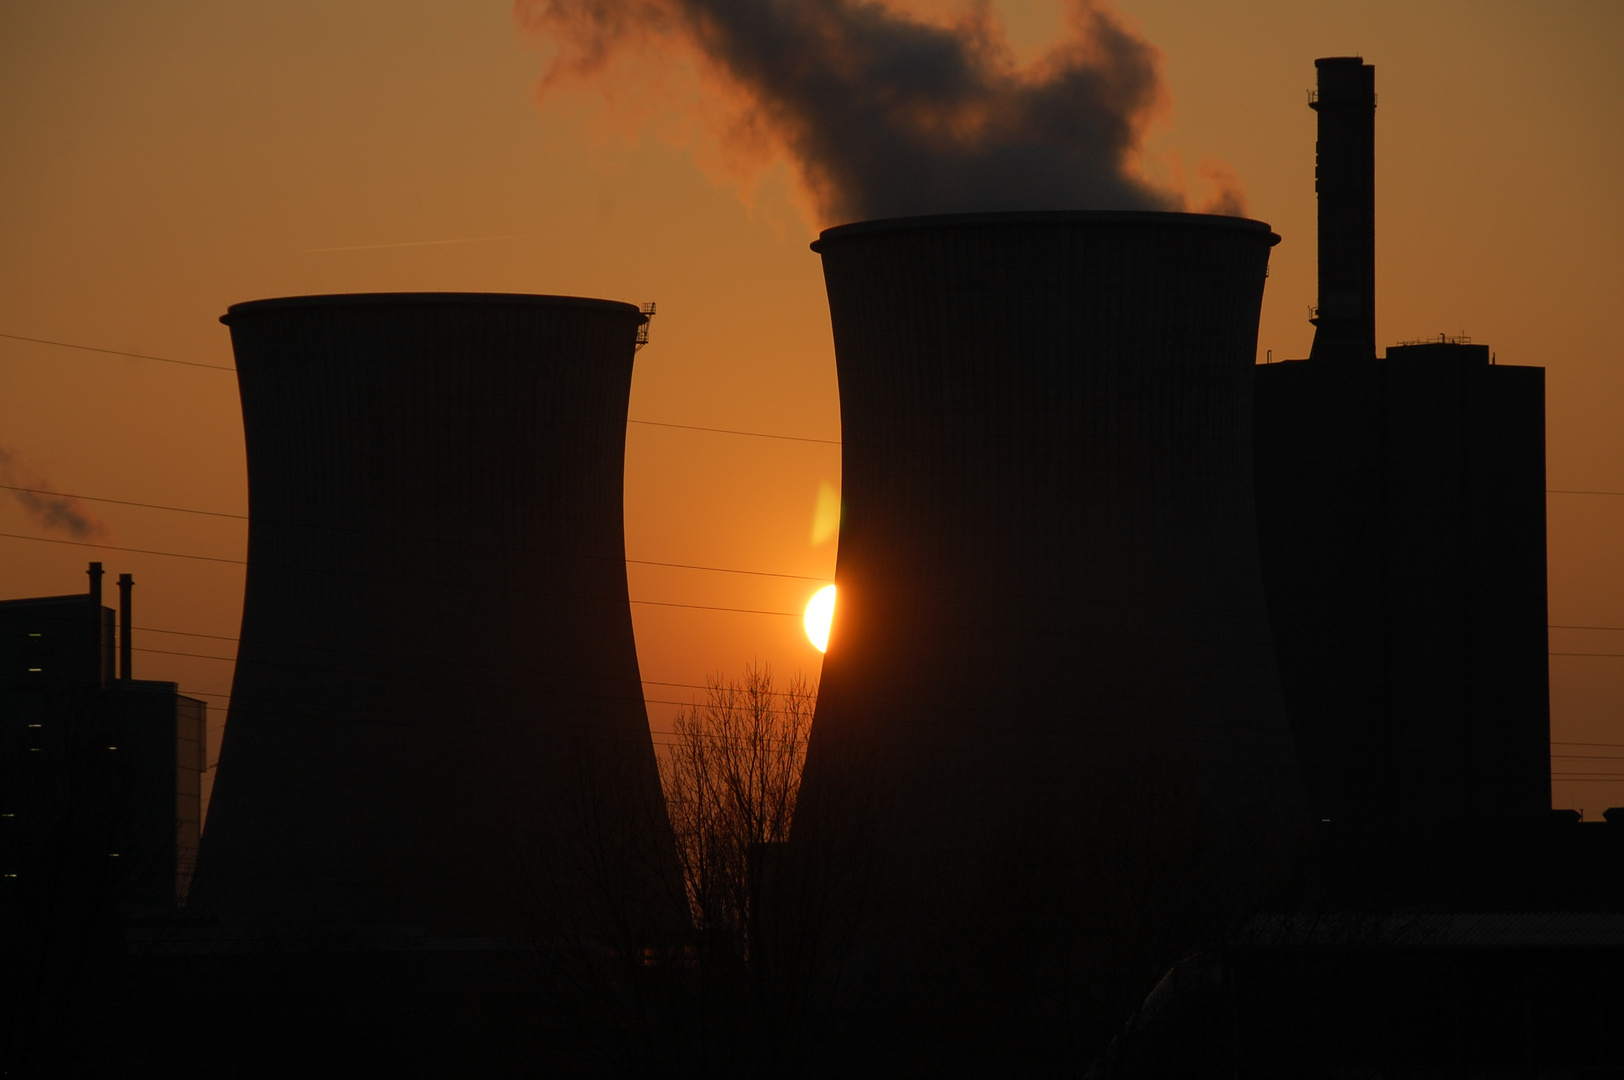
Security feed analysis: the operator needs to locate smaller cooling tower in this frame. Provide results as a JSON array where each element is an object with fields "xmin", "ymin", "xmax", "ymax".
[
  {"xmin": 794, "ymin": 213, "xmax": 1306, "ymax": 881},
  {"xmin": 194, "ymin": 294, "xmax": 674, "ymax": 936}
]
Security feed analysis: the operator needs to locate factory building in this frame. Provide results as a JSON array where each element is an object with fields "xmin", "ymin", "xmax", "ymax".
[
  {"xmin": 192, "ymin": 293, "xmax": 677, "ymax": 938},
  {"xmin": 1253, "ymin": 58, "xmax": 1550, "ymax": 825},
  {"xmin": 0, "ymin": 562, "xmax": 206, "ymax": 914}
]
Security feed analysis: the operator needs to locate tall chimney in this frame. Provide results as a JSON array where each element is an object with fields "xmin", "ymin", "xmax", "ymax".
[
  {"xmin": 1308, "ymin": 56, "xmax": 1377, "ymax": 362},
  {"xmin": 118, "ymin": 573, "xmax": 133, "ymax": 680}
]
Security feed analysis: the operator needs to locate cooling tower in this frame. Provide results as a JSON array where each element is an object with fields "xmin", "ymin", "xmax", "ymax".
[
  {"xmin": 194, "ymin": 293, "xmax": 673, "ymax": 936},
  {"xmin": 795, "ymin": 212, "xmax": 1306, "ymax": 879}
]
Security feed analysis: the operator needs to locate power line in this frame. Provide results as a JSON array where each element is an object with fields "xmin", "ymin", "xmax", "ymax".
[
  {"xmin": 17, "ymin": 481, "xmax": 1624, "ymax": 632},
  {"xmin": 627, "ymin": 418, "xmax": 838, "ymax": 445},
  {"xmin": 0, "ymin": 484, "xmax": 248, "ymax": 520},
  {"xmin": 0, "ymin": 531, "xmax": 244, "ymax": 566},
  {"xmin": 0, "ymin": 532, "xmax": 808, "ymax": 616},
  {"xmin": 0, "ymin": 331, "xmax": 235, "ymax": 372},
  {"xmin": 0, "ymin": 483, "xmax": 830, "ymax": 581},
  {"xmin": 0, "ymin": 517, "xmax": 1544, "ymax": 624},
  {"xmin": 16, "ymin": 525, "xmax": 1624, "ymax": 649},
  {"xmin": 0, "ymin": 332, "xmax": 841, "ymax": 445},
  {"xmin": 140, "ymin": 674, "xmax": 726, "ymax": 719},
  {"xmin": 120, "ymin": 618, "xmax": 816, "ymax": 700},
  {"xmin": 51, "ymin": 623, "xmax": 1317, "ymax": 758},
  {"xmin": 6, "ymin": 488, "xmax": 1624, "ymax": 739},
  {"xmin": 172, "ymin": 673, "xmax": 804, "ymax": 706},
  {"xmin": 28, "ymin": 333, "xmax": 1624, "ymax": 481},
  {"xmin": 0, "ymin": 486, "xmax": 833, "ymax": 582},
  {"xmin": 0, "ymin": 526, "xmax": 1285, "ymax": 627},
  {"xmin": 69, "ymin": 620, "xmax": 1624, "ymax": 760},
  {"xmin": 27, "ymin": 635, "xmax": 1616, "ymax": 776},
  {"xmin": 135, "ymin": 643, "xmax": 1624, "ymax": 771}
]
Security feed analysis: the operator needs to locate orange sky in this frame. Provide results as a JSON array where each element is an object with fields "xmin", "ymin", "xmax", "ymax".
[{"xmin": 2, "ymin": 0, "xmax": 1621, "ymax": 818}]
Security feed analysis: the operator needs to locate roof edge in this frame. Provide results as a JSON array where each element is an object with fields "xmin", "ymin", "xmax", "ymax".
[
  {"xmin": 221, "ymin": 292, "xmax": 643, "ymax": 327},
  {"xmin": 812, "ymin": 210, "xmax": 1280, "ymax": 252}
]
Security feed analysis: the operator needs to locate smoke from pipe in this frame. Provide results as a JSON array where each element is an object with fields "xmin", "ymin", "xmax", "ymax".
[
  {"xmin": 0, "ymin": 448, "xmax": 110, "ymax": 540},
  {"xmin": 516, "ymin": 0, "xmax": 1245, "ymax": 225}
]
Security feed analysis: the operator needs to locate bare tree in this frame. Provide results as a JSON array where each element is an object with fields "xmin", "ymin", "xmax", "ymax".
[
  {"xmin": 511, "ymin": 665, "xmax": 828, "ymax": 1078},
  {"xmin": 659, "ymin": 664, "xmax": 814, "ymax": 964}
]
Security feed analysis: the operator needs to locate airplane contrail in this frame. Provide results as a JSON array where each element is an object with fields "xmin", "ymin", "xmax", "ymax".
[{"xmin": 302, "ymin": 233, "xmax": 522, "ymax": 253}]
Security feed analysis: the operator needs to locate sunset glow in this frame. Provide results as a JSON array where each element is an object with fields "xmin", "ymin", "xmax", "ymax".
[
  {"xmin": 2, "ymin": 1, "xmax": 1620, "ymax": 829},
  {"xmin": 804, "ymin": 585, "xmax": 836, "ymax": 652}
]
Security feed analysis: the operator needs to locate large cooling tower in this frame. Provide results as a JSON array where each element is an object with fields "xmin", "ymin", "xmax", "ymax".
[
  {"xmin": 194, "ymin": 294, "xmax": 672, "ymax": 936},
  {"xmin": 795, "ymin": 212, "xmax": 1306, "ymax": 876}
]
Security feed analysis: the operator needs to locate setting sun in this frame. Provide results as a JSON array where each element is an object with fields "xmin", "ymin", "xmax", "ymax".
[{"xmin": 804, "ymin": 585, "xmax": 836, "ymax": 652}]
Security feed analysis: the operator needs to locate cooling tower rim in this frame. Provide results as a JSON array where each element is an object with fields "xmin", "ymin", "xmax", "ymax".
[
  {"xmin": 221, "ymin": 292, "xmax": 644, "ymax": 327},
  {"xmin": 812, "ymin": 210, "xmax": 1279, "ymax": 252}
]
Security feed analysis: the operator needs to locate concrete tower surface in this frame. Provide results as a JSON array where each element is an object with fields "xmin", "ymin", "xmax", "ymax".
[
  {"xmin": 194, "ymin": 293, "xmax": 673, "ymax": 936},
  {"xmin": 795, "ymin": 212, "xmax": 1306, "ymax": 885}
]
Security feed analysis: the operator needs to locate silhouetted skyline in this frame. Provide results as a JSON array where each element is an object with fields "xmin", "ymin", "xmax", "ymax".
[
  {"xmin": 4, "ymin": 5, "xmax": 1624, "ymax": 1070},
  {"xmin": 1, "ymin": 4, "xmax": 1621, "ymax": 825}
]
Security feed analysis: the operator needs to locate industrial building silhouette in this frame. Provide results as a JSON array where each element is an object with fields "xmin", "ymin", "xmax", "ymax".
[
  {"xmin": 781, "ymin": 58, "xmax": 1610, "ymax": 1076},
  {"xmin": 1255, "ymin": 58, "xmax": 1551, "ymax": 826},
  {"xmin": 193, "ymin": 293, "xmax": 675, "ymax": 937},
  {"xmin": 1097, "ymin": 58, "xmax": 1619, "ymax": 1078},
  {"xmin": 0, "ymin": 563, "xmax": 206, "ymax": 915},
  {"xmin": 6, "ymin": 52, "xmax": 1622, "ymax": 1080}
]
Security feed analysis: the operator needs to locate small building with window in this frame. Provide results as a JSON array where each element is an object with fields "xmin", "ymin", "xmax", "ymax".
[{"xmin": 0, "ymin": 562, "xmax": 206, "ymax": 914}]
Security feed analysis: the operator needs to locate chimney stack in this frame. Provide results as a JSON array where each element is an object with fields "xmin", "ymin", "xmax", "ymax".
[
  {"xmin": 1309, "ymin": 56, "xmax": 1377, "ymax": 362},
  {"xmin": 87, "ymin": 561, "xmax": 104, "ymax": 605},
  {"xmin": 118, "ymin": 573, "xmax": 133, "ymax": 680}
]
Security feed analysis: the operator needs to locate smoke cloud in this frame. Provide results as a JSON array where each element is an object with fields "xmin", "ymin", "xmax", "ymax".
[
  {"xmin": 0, "ymin": 448, "xmax": 110, "ymax": 540},
  {"xmin": 517, "ymin": 0, "xmax": 1245, "ymax": 225}
]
